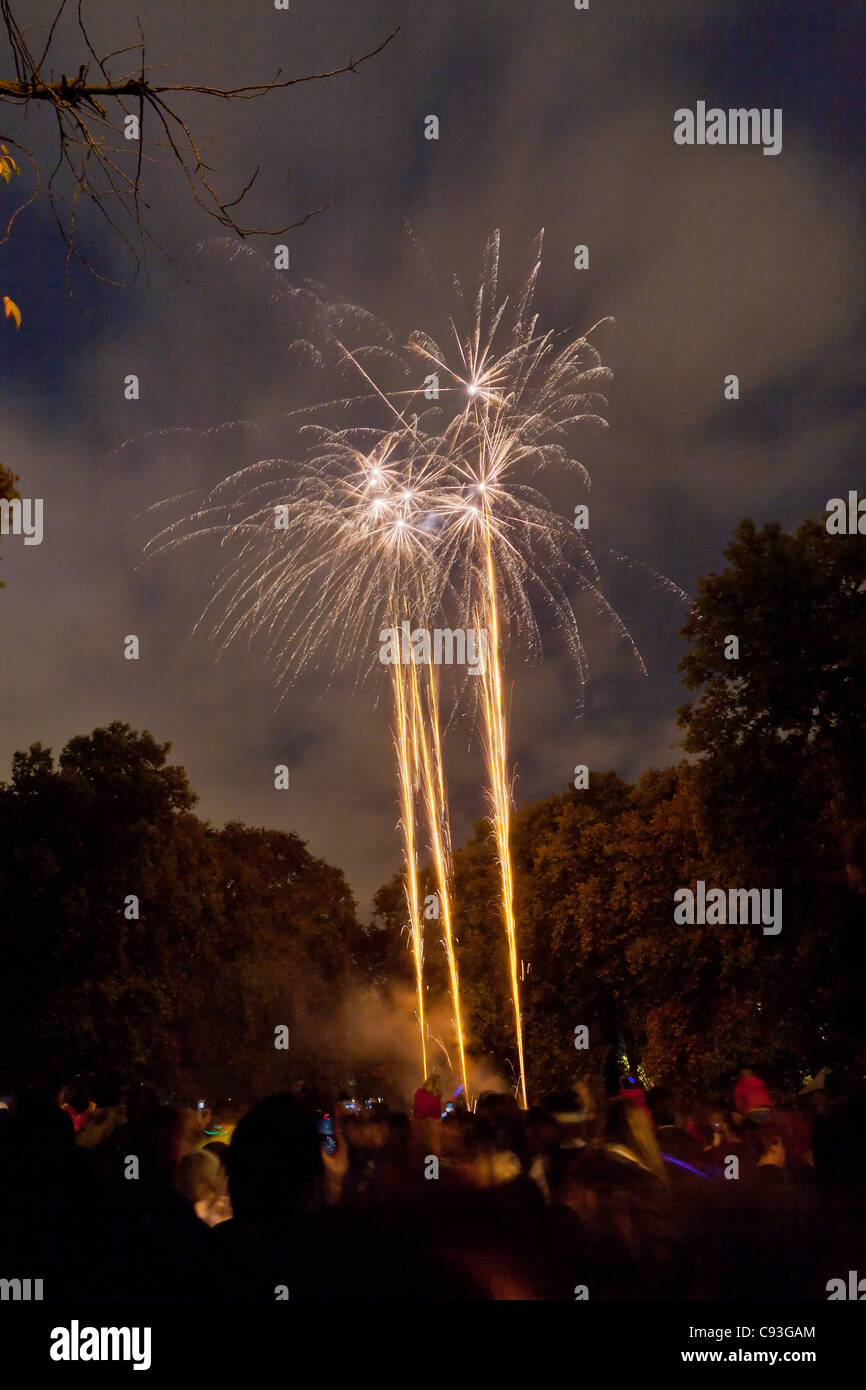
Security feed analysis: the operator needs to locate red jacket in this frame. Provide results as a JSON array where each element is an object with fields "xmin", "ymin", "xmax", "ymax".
[
  {"xmin": 413, "ymin": 1087, "xmax": 442, "ymax": 1119},
  {"xmin": 61, "ymin": 1104, "xmax": 91, "ymax": 1134},
  {"xmin": 734, "ymin": 1074, "xmax": 772, "ymax": 1114},
  {"xmin": 617, "ymin": 1085, "xmax": 649, "ymax": 1111}
]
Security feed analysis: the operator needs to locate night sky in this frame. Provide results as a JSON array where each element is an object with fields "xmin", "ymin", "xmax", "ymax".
[{"xmin": 1, "ymin": 0, "xmax": 864, "ymax": 910}]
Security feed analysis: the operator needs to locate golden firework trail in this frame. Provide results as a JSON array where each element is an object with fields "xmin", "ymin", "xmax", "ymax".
[
  {"xmin": 410, "ymin": 653, "xmax": 470, "ymax": 1104},
  {"xmin": 391, "ymin": 642, "xmax": 428, "ymax": 1077},
  {"xmin": 474, "ymin": 520, "xmax": 527, "ymax": 1108}
]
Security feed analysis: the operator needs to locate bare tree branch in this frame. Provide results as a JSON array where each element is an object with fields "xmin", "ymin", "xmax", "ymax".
[{"xmin": 0, "ymin": 2, "xmax": 399, "ymax": 291}]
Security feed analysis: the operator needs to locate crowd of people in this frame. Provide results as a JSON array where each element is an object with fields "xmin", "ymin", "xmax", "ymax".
[{"xmin": 2, "ymin": 1057, "xmax": 865, "ymax": 1300}]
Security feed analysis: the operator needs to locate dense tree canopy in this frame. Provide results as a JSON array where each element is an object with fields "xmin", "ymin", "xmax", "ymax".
[{"xmin": 0, "ymin": 721, "xmax": 362, "ymax": 1097}]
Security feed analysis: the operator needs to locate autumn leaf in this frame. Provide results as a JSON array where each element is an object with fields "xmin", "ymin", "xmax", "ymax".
[
  {"xmin": 0, "ymin": 145, "xmax": 19, "ymax": 183},
  {"xmin": 3, "ymin": 296, "xmax": 21, "ymax": 329}
]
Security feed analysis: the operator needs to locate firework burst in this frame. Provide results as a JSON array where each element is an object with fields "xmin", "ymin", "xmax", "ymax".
[{"xmin": 142, "ymin": 230, "xmax": 666, "ymax": 1100}]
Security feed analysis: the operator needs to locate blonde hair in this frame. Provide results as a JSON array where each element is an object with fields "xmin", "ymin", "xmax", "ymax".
[{"xmin": 606, "ymin": 1099, "xmax": 667, "ymax": 1183}]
